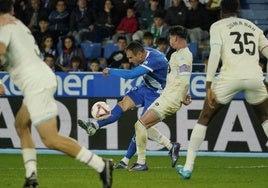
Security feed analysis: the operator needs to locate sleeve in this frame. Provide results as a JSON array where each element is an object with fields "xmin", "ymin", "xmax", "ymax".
[
  {"xmin": 109, "ymin": 65, "xmax": 149, "ymax": 79},
  {"xmin": 206, "ymin": 24, "xmax": 221, "ymax": 82}
]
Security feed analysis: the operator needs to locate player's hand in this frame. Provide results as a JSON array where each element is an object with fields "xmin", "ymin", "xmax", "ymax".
[
  {"xmin": 0, "ymin": 14, "xmax": 16, "ymax": 27},
  {"xmin": 182, "ymin": 93, "xmax": 192, "ymax": 105},
  {"xmin": 103, "ymin": 68, "xmax": 110, "ymax": 76},
  {"xmin": 207, "ymin": 88, "xmax": 217, "ymax": 109},
  {"xmin": 0, "ymin": 84, "xmax": 5, "ymax": 96}
]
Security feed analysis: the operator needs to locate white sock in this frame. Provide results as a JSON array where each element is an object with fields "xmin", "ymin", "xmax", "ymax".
[
  {"xmin": 22, "ymin": 148, "xmax": 37, "ymax": 178},
  {"xmin": 262, "ymin": 120, "xmax": 268, "ymax": 147},
  {"xmin": 76, "ymin": 147, "xmax": 104, "ymax": 173},
  {"xmin": 147, "ymin": 127, "xmax": 172, "ymax": 150},
  {"xmin": 121, "ymin": 157, "xmax": 130, "ymax": 165},
  {"xmin": 135, "ymin": 120, "xmax": 147, "ymax": 165},
  {"xmin": 184, "ymin": 123, "xmax": 207, "ymax": 171}
]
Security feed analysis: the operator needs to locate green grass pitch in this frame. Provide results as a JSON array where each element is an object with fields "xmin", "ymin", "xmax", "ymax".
[{"xmin": 0, "ymin": 154, "xmax": 267, "ymax": 188}]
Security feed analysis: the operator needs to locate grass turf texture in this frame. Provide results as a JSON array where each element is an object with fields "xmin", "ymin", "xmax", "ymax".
[{"xmin": 0, "ymin": 154, "xmax": 267, "ymax": 188}]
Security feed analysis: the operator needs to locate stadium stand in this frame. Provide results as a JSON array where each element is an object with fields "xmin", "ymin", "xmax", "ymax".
[
  {"xmin": 103, "ymin": 43, "xmax": 119, "ymax": 59},
  {"xmin": 80, "ymin": 43, "xmax": 102, "ymax": 60}
]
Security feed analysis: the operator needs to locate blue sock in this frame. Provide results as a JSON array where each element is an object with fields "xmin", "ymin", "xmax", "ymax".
[
  {"xmin": 125, "ymin": 134, "xmax": 137, "ymax": 159},
  {"xmin": 97, "ymin": 104, "xmax": 124, "ymax": 128}
]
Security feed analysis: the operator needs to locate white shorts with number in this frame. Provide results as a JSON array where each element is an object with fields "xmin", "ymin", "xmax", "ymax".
[{"xmin": 212, "ymin": 77, "xmax": 268, "ymax": 105}]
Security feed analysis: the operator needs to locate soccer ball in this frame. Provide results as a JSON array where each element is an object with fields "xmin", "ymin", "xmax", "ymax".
[{"xmin": 91, "ymin": 101, "xmax": 111, "ymax": 120}]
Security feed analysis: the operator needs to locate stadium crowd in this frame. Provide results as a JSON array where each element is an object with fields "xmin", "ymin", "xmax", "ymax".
[{"xmin": 11, "ymin": 0, "xmax": 223, "ymax": 72}]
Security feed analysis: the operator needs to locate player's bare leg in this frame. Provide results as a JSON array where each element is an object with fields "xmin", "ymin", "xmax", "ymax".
[
  {"xmin": 15, "ymin": 105, "xmax": 38, "ymax": 187},
  {"xmin": 35, "ymin": 118, "xmax": 113, "ymax": 187},
  {"xmin": 177, "ymin": 98, "xmax": 223, "ymax": 179},
  {"xmin": 251, "ymin": 98, "xmax": 268, "ymax": 139}
]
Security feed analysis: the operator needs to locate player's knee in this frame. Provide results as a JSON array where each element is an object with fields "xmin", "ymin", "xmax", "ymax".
[{"xmin": 41, "ymin": 137, "xmax": 57, "ymax": 149}]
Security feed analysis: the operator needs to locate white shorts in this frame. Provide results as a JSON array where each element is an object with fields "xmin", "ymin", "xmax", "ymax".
[
  {"xmin": 22, "ymin": 73, "xmax": 58, "ymax": 126},
  {"xmin": 148, "ymin": 92, "xmax": 182, "ymax": 120},
  {"xmin": 212, "ymin": 77, "xmax": 268, "ymax": 104}
]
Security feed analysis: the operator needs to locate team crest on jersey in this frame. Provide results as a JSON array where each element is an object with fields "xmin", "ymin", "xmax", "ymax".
[{"xmin": 179, "ymin": 64, "xmax": 191, "ymax": 72}]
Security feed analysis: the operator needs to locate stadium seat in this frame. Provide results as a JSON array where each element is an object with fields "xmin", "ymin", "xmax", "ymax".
[
  {"xmin": 188, "ymin": 42, "xmax": 199, "ymax": 61},
  {"xmin": 103, "ymin": 43, "xmax": 119, "ymax": 58},
  {"xmin": 80, "ymin": 42, "xmax": 102, "ymax": 59}
]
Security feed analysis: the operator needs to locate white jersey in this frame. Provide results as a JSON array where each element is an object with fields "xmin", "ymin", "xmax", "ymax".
[
  {"xmin": 0, "ymin": 20, "xmax": 56, "ymax": 92},
  {"xmin": 164, "ymin": 47, "xmax": 192, "ymax": 100},
  {"xmin": 0, "ymin": 20, "xmax": 58, "ymax": 125},
  {"xmin": 148, "ymin": 47, "xmax": 192, "ymax": 120},
  {"xmin": 208, "ymin": 17, "xmax": 268, "ymax": 81}
]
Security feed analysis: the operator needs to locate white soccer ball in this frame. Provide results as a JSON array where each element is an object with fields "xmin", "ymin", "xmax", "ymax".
[{"xmin": 91, "ymin": 101, "xmax": 111, "ymax": 120}]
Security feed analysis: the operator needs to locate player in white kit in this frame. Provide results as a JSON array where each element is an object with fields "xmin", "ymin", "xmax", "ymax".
[
  {"xmin": 133, "ymin": 25, "xmax": 192, "ymax": 169},
  {"xmin": 177, "ymin": 0, "xmax": 268, "ymax": 179},
  {"xmin": 0, "ymin": 1, "xmax": 113, "ymax": 187}
]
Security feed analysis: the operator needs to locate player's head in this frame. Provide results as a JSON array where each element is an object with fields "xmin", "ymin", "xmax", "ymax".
[
  {"xmin": 168, "ymin": 25, "xmax": 188, "ymax": 40},
  {"xmin": 125, "ymin": 41, "xmax": 146, "ymax": 66},
  {"xmin": 220, "ymin": 0, "xmax": 240, "ymax": 16},
  {"xmin": 0, "ymin": 0, "xmax": 13, "ymax": 14},
  {"xmin": 168, "ymin": 25, "xmax": 188, "ymax": 49}
]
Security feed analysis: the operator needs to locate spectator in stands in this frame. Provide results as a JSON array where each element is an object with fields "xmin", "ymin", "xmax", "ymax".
[
  {"xmin": 44, "ymin": 53, "xmax": 56, "ymax": 72},
  {"xmin": 14, "ymin": 0, "xmax": 28, "ymax": 24},
  {"xmin": 156, "ymin": 37, "xmax": 169, "ymax": 55},
  {"xmin": 42, "ymin": 0, "xmax": 58, "ymax": 13},
  {"xmin": 94, "ymin": 0, "xmax": 120, "ymax": 41},
  {"xmin": 164, "ymin": 0, "xmax": 187, "ymax": 27},
  {"xmin": 88, "ymin": 58, "xmax": 103, "ymax": 72},
  {"xmin": 48, "ymin": 0, "xmax": 70, "ymax": 39},
  {"xmin": 132, "ymin": 0, "xmax": 162, "ymax": 42},
  {"xmin": 56, "ymin": 35, "xmax": 86, "ymax": 71},
  {"xmin": 119, "ymin": 56, "xmax": 132, "ymax": 69},
  {"xmin": 32, "ymin": 17, "xmax": 56, "ymax": 48},
  {"xmin": 101, "ymin": 36, "xmax": 127, "ymax": 68},
  {"xmin": 112, "ymin": 7, "xmax": 139, "ymax": 45},
  {"xmin": 40, "ymin": 34, "xmax": 57, "ymax": 60},
  {"xmin": 112, "ymin": 0, "xmax": 135, "ymax": 21},
  {"xmin": 142, "ymin": 31, "xmax": 155, "ymax": 48},
  {"xmin": 69, "ymin": 0, "xmax": 96, "ymax": 44},
  {"xmin": 185, "ymin": 0, "xmax": 210, "ymax": 43},
  {"xmin": 25, "ymin": 0, "xmax": 48, "ymax": 32},
  {"xmin": 70, "ymin": 56, "xmax": 84, "ymax": 71},
  {"xmin": 204, "ymin": 0, "xmax": 221, "ymax": 25},
  {"xmin": 149, "ymin": 11, "xmax": 168, "ymax": 45}
]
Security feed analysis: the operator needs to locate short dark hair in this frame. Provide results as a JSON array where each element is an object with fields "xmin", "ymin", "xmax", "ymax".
[
  {"xmin": 125, "ymin": 41, "xmax": 145, "ymax": 55},
  {"xmin": 143, "ymin": 32, "xmax": 153, "ymax": 40},
  {"xmin": 168, "ymin": 25, "xmax": 188, "ymax": 39},
  {"xmin": 71, "ymin": 56, "xmax": 81, "ymax": 64},
  {"xmin": 220, "ymin": 0, "xmax": 240, "ymax": 14},
  {"xmin": 0, "ymin": 0, "xmax": 13, "ymax": 14},
  {"xmin": 117, "ymin": 36, "xmax": 127, "ymax": 42}
]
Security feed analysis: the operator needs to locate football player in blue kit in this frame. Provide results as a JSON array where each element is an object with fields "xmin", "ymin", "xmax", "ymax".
[{"xmin": 78, "ymin": 41, "xmax": 181, "ymax": 171}]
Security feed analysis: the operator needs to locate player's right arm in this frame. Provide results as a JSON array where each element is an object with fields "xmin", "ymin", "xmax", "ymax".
[{"xmin": 103, "ymin": 66, "xmax": 149, "ymax": 79}]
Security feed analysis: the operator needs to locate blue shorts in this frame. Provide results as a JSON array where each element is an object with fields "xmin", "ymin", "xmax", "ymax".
[{"xmin": 126, "ymin": 85, "xmax": 160, "ymax": 115}]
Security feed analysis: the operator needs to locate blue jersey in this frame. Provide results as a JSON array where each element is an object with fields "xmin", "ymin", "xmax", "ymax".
[
  {"xmin": 109, "ymin": 47, "xmax": 168, "ymax": 94},
  {"xmin": 141, "ymin": 47, "xmax": 168, "ymax": 93}
]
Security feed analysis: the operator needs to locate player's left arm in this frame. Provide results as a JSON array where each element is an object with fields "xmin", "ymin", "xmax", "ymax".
[
  {"xmin": 259, "ymin": 33, "xmax": 268, "ymax": 90},
  {"xmin": 0, "ymin": 80, "xmax": 5, "ymax": 96},
  {"xmin": 0, "ymin": 42, "xmax": 7, "ymax": 55},
  {"xmin": 0, "ymin": 14, "xmax": 16, "ymax": 27}
]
